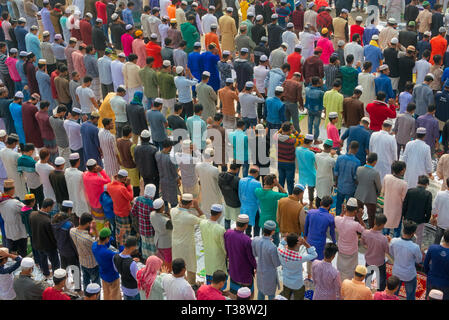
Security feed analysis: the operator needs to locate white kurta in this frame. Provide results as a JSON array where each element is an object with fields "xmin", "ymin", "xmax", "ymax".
[
  {"xmin": 315, "ymin": 151, "xmax": 337, "ymax": 199},
  {"xmin": 64, "ymin": 167, "xmax": 90, "ymax": 217},
  {"xmin": 111, "ymin": 60, "xmax": 125, "ymax": 92},
  {"xmin": 195, "ymin": 161, "xmax": 223, "ymax": 216},
  {"xmin": 402, "ymin": 139, "xmax": 433, "ymax": 189},
  {"xmin": 299, "ymin": 31, "xmax": 321, "ymax": 59},
  {"xmin": 202, "ymin": 13, "xmax": 218, "ymax": 35},
  {"xmin": 282, "ymin": 31, "xmax": 300, "ymax": 55},
  {"xmin": 358, "ymin": 72, "xmax": 376, "ymax": 114},
  {"xmin": 0, "ymin": 148, "xmax": 27, "ymax": 199},
  {"xmin": 170, "ymin": 207, "xmax": 204, "ymax": 273},
  {"xmin": 370, "ymin": 130, "xmax": 397, "ymax": 183}
]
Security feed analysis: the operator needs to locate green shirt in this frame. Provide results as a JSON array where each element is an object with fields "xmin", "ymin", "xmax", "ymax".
[
  {"xmin": 157, "ymin": 71, "xmax": 177, "ymax": 99},
  {"xmin": 199, "ymin": 219, "xmax": 227, "ymax": 276},
  {"xmin": 241, "ymin": 20, "xmax": 254, "ymax": 38},
  {"xmin": 254, "ymin": 188, "xmax": 288, "ymax": 232},
  {"xmin": 323, "ymin": 88, "xmax": 344, "ymax": 129},
  {"xmin": 339, "ymin": 66, "xmax": 359, "ymax": 97},
  {"xmin": 180, "ymin": 22, "xmax": 200, "ymax": 54},
  {"xmin": 139, "ymin": 66, "xmax": 159, "ymax": 98}
]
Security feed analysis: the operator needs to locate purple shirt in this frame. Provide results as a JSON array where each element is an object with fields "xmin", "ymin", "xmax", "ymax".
[
  {"xmin": 399, "ymin": 91, "xmax": 413, "ymax": 114},
  {"xmin": 312, "ymin": 260, "xmax": 341, "ymax": 300},
  {"xmin": 224, "ymin": 229, "xmax": 257, "ymax": 285},
  {"xmin": 361, "ymin": 229, "xmax": 389, "ymax": 266},
  {"xmin": 416, "ymin": 113, "xmax": 440, "ymax": 149}
]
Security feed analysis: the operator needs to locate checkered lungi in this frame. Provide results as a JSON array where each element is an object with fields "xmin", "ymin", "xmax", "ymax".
[
  {"xmin": 141, "ymin": 235, "xmax": 157, "ymax": 259},
  {"xmin": 115, "ymin": 215, "xmax": 132, "ymax": 247}
]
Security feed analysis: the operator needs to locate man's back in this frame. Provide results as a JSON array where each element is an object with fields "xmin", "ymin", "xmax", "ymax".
[
  {"xmin": 341, "ymin": 278, "xmax": 373, "ymax": 300},
  {"xmin": 390, "ymin": 237, "xmax": 422, "ymax": 281},
  {"xmin": 13, "ymin": 274, "xmax": 48, "ymax": 300},
  {"xmin": 162, "ymin": 273, "xmax": 196, "ymax": 300}
]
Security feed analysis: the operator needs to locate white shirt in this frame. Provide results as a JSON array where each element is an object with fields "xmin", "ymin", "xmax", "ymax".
[
  {"xmin": 160, "ymin": 0, "xmax": 170, "ymax": 18},
  {"xmin": 344, "ymin": 42, "xmax": 364, "ymax": 65},
  {"xmin": 299, "ymin": 31, "xmax": 321, "ymax": 59},
  {"xmin": 402, "ymin": 139, "xmax": 433, "ymax": 188},
  {"xmin": 369, "ymin": 130, "xmax": 398, "ymax": 183},
  {"xmin": 162, "ymin": 274, "xmax": 196, "ymax": 300},
  {"xmin": 110, "ymin": 59, "xmax": 125, "ymax": 91},
  {"xmin": 0, "ymin": 198, "xmax": 25, "ymax": 240},
  {"xmin": 202, "ymin": 13, "xmax": 218, "ymax": 35},
  {"xmin": 63, "ymin": 119, "xmax": 83, "ymax": 150},
  {"xmin": 253, "ymin": 65, "xmax": 270, "ymax": 92},
  {"xmin": 433, "ymin": 190, "xmax": 449, "ymax": 230},
  {"xmin": 282, "ymin": 31, "xmax": 300, "ymax": 55},
  {"xmin": 413, "ymin": 59, "xmax": 431, "ymax": 84},
  {"xmin": 75, "ymin": 86, "xmax": 95, "ymax": 114},
  {"xmin": 159, "ymin": 23, "xmax": 169, "ymax": 47},
  {"xmin": 0, "ymin": 141, "xmax": 7, "ymax": 179},
  {"xmin": 35, "ymin": 161, "xmax": 56, "ymax": 201},
  {"xmin": 64, "ymin": 167, "xmax": 90, "ymax": 217}
]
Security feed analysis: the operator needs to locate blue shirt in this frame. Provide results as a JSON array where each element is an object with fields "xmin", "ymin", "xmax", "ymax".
[
  {"xmin": 97, "ymin": 55, "xmax": 113, "ymax": 85},
  {"xmin": 435, "ymin": 90, "xmax": 449, "ymax": 123},
  {"xmin": 389, "ymin": 237, "xmax": 422, "ymax": 282},
  {"xmin": 276, "ymin": 7, "xmax": 291, "ymax": 28},
  {"xmin": 92, "ymin": 241, "xmax": 124, "ymax": 283},
  {"xmin": 399, "ymin": 91, "xmax": 413, "ymax": 114},
  {"xmin": 334, "ymin": 153, "xmax": 360, "ymax": 194},
  {"xmin": 36, "ymin": 70, "xmax": 53, "ymax": 103},
  {"xmin": 16, "ymin": 60, "xmax": 27, "ymax": 85},
  {"xmin": 304, "ymin": 86, "xmax": 325, "ymax": 112},
  {"xmin": 229, "ymin": 129, "xmax": 249, "ymax": 162},
  {"xmin": 304, "ymin": 208, "xmax": 336, "ymax": 260},
  {"xmin": 423, "ymin": 244, "xmax": 449, "ymax": 288},
  {"xmin": 25, "ymin": 33, "xmax": 42, "ymax": 62},
  {"xmin": 375, "ymin": 73, "xmax": 395, "ymax": 101},
  {"xmin": 9, "ymin": 102, "xmax": 25, "ymax": 144},
  {"xmin": 174, "ymin": 76, "xmax": 198, "ymax": 103},
  {"xmin": 296, "ymin": 146, "xmax": 316, "ymax": 187},
  {"xmin": 80, "ymin": 121, "xmax": 103, "ymax": 167},
  {"xmin": 123, "ymin": 8, "xmax": 134, "ymax": 25},
  {"xmin": 364, "ymin": 44, "xmax": 383, "ymax": 72},
  {"xmin": 238, "ymin": 176, "xmax": 262, "ymax": 226},
  {"xmin": 265, "ymin": 96, "xmax": 285, "ymax": 124},
  {"xmin": 99, "ymin": 192, "xmax": 114, "ymax": 220},
  {"xmin": 186, "ymin": 114, "xmax": 206, "ymax": 149},
  {"xmin": 14, "ymin": 26, "xmax": 28, "ymax": 52},
  {"xmin": 442, "ymin": 67, "xmax": 449, "ymax": 83},
  {"xmin": 363, "ymin": 26, "xmax": 379, "ymax": 46},
  {"xmin": 187, "ymin": 51, "xmax": 203, "ymax": 81},
  {"xmin": 417, "ymin": 40, "xmax": 431, "ymax": 60},
  {"xmin": 51, "ymin": 42, "xmax": 66, "ymax": 61},
  {"xmin": 340, "ymin": 125, "xmax": 371, "ymax": 165}
]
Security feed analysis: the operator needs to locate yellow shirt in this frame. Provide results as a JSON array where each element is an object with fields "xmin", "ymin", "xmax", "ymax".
[
  {"xmin": 240, "ymin": 0, "xmax": 249, "ymax": 21},
  {"xmin": 98, "ymin": 92, "xmax": 116, "ymax": 135},
  {"xmin": 323, "ymin": 88, "xmax": 344, "ymax": 129}
]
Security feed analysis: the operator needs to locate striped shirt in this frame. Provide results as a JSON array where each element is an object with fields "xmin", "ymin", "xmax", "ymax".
[
  {"xmin": 69, "ymin": 228, "xmax": 98, "ymax": 268},
  {"xmin": 98, "ymin": 128, "xmax": 120, "ymax": 178}
]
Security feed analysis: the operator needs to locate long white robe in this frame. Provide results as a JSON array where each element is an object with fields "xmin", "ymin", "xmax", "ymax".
[
  {"xmin": 402, "ymin": 139, "xmax": 433, "ymax": 189},
  {"xmin": 170, "ymin": 207, "xmax": 205, "ymax": 273},
  {"xmin": 315, "ymin": 151, "xmax": 337, "ymax": 199},
  {"xmin": 0, "ymin": 148, "xmax": 27, "ymax": 199},
  {"xmin": 64, "ymin": 167, "xmax": 90, "ymax": 217},
  {"xmin": 195, "ymin": 161, "xmax": 223, "ymax": 216},
  {"xmin": 111, "ymin": 59, "xmax": 125, "ymax": 92},
  {"xmin": 369, "ymin": 130, "xmax": 397, "ymax": 184},
  {"xmin": 299, "ymin": 31, "xmax": 321, "ymax": 59},
  {"xmin": 358, "ymin": 72, "xmax": 376, "ymax": 114},
  {"xmin": 282, "ymin": 31, "xmax": 300, "ymax": 55}
]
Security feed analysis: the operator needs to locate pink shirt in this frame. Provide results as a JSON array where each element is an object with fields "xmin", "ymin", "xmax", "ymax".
[
  {"xmin": 132, "ymin": 39, "xmax": 147, "ymax": 68},
  {"xmin": 361, "ymin": 229, "xmax": 389, "ymax": 266},
  {"xmin": 373, "ymin": 291, "xmax": 399, "ymax": 300},
  {"xmin": 312, "ymin": 260, "xmax": 341, "ymax": 300},
  {"xmin": 5, "ymin": 57, "xmax": 20, "ymax": 82},
  {"xmin": 82, "ymin": 170, "xmax": 111, "ymax": 209},
  {"xmin": 316, "ymin": 37, "xmax": 334, "ymax": 65},
  {"xmin": 121, "ymin": 33, "xmax": 134, "ymax": 57},
  {"xmin": 383, "ymin": 174, "xmax": 408, "ymax": 229},
  {"xmin": 72, "ymin": 50, "xmax": 86, "ymax": 79},
  {"xmin": 326, "ymin": 122, "xmax": 340, "ymax": 148},
  {"xmin": 335, "ymin": 215, "xmax": 364, "ymax": 255}
]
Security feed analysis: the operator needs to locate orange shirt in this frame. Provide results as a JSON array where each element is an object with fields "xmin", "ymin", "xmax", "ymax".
[
  {"xmin": 341, "ymin": 279, "xmax": 373, "ymax": 300},
  {"xmin": 168, "ymin": 5, "xmax": 176, "ymax": 19},
  {"xmin": 145, "ymin": 41, "xmax": 163, "ymax": 68},
  {"xmin": 205, "ymin": 32, "xmax": 221, "ymax": 57},
  {"xmin": 430, "ymin": 35, "xmax": 448, "ymax": 64},
  {"xmin": 218, "ymin": 86, "xmax": 239, "ymax": 116}
]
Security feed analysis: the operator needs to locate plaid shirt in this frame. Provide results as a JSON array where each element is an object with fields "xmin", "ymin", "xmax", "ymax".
[
  {"xmin": 277, "ymin": 244, "xmax": 305, "ymax": 262},
  {"xmin": 131, "ymin": 196, "xmax": 154, "ymax": 237}
]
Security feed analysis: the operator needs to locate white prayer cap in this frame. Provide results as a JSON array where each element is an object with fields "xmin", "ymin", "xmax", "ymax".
[
  {"xmin": 295, "ymin": 44, "xmax": 302, "ymax": 49},
  {"xmin": 38, "ymin": 59, "xmax": 47, "ymax": 64},
  {"xmin": 204, "ymin": 147, "xmax": 214, "ymax": 157},
  {"xmin": 86, "ymin": 12, "xmax": 93, "ymax": 18},
  {"xmin": 43, "ymin": 0, "xmax": 49, "ymax": 3},
  {"xmin": 86, "ymin": 283, "xmax": 101, "ymax": 294},
  {"xmin": 271, "ymin": 13, "xmax": 278, "ymax": 19},
  {"xmin": 275, "ymin": 86, "xmax": 284, "ymax": 92},
  {"xmin": 225, "ymin": 78, "xmax": 234, "ymax": 84},
  {"xmin": 240, "ymin": 47, "xmax": 249, "ymax": 53},
  {"xmin": 181, "ymin": 1, "xmax": 187, "ymax": 4},
  {"xmin": 260, "ymin": 55, "xmax": 268, "ymax": 62},
  {"xmin": 210, "ymin": 23, "xmax": 218, "ymax": 29},
  {"xmin": 14, "ymin": 91, "xmax": 24, "ymax": 98},
  {"xmin": 202, "ymin": 71, "xmax": 211, "ymax": 77},
  {"xmin": 144, "ymin": 184, "xmax": 156, "ymax": 198},
  {"xmin": 21, "ymin": 257, "xmax": 35, "ymax": 268},
  {"xmin": 379, "ymin": 64, "xmax": 389, "ymax": 71},
  {"xmin": 237, "ymin": 214, "xmax": 249, "ymax": 223},
  {"xmin": 65, "ymin": 7, "xmax": 72, "ymax": 13},
  {"xmin": 182, "ymin": 139, "xmax": 192, "ymax": 147},
  {"xmin": 62, "ymin": 200, "xmax": 73, "ymax": 208},
  {"xmin": 237, "ymin": 287, "xmax": 251, "ymax": 298},
  {"xmin": 329, "ymin": 112, "xmax": 338, "ymax": 119},
  {"xmin": 54, "ymin": 157, "xmax": 65, "ymax": 166},
  {"xmin": 96, "ymin": 18, "xmax": 103, "ymax": 23},
  {"xmin": 256, "ymin": 14, "xmax": 263, "ymax": 21},
  {"xmin": 287, "ymin": 22, "xmax": 294, "ymax": 28},
  {"xmin": 356, "ymin": 16, "xmax": 363, "ymax": 22},
  {"xmin": 281, "ymin": 42, "xmax": 289, "ymax": 48},
  {"xmin": 118, "ymin": 52, "xmax": 126, "ymax": 58},
  {"xmin": 383, "ymin": 119, "xmax": 393, "ymax": 126},
  {"xmin": 153, "ymin": 198, "xmax": 165, "ymax": 209},
  {"xmin": 126, "ymin": 24, "xmax": 133, "ymax": 30},
  {"xmin": 118, "ymin": 169, "xmax": 128, "ymax": 177},
  {"xmin": 223, "ymin": 50, "xmax": 231, "ymax": 55},
  {"xmin": 54, "ymin": 34, "xmax": 62, "ymax": 40},
  {"xmin": 209, "ymin": 5, "xmax": 215, "ymax": 10},
  {"xmin": 69, "ymin": 153, "xmax": 80, "ymax": 160},
  {"xmin": 247, "ymin": 12, "xmax": 254, "ymax": 17},
  {"xmin": 140, "ymin": 129, "xmax": 150, "ymax": 138},
  {"xmin": 69, "ymin": 37, "xmax": 78, "ymax": 42},
  {"xmin": 211, "ymin": 204, "xmax": 223, "ymax": 212},
  {"xmin": 346, "ymin": 197, "xmax": 358, "ymax": 207},
  {"xmin": 0, "ymin": 130, "xmax": 6, "ymax": 137},
  {"xmin": 176, "ymin": 66, "xmax": 184, "ymax": 74},
  {"xmin": 305, "ymin": 134, "xmax": 314, "ymax": 140},
  {"xmin": 245, "ymin": 81, "xmax": 254, "ymax": 88},
  {"xmin": 308, "ymin": 2, "xmax": 315, "ymax": 8},
  {"xmin": 30, "ymin": 25, "xmax": 38, "ymax": 30},
  {"xmin": 424, "ymin": 31, "xmax": 432, "ymax": 36},
  {"xmin": 192, "ymin": 2, "xmax": 198, "ymax": 6},
  {"xmin": 439, "ymin": 27, "xmax": 446, "ymax": 33},
  {"xmin": 19, "ymin": 51, "xmax": 28, "ymax": 57},
  {"xmin": 416, "ymin": 127, "xmax": 427, "ymax": 134},
  {"xmin": 111, "ymin": 13, "xmax": 119, "ymax": 20},
  {"xmin": 18, "ymin": 17, "xmax": 27, "ymax": 23},
  {"xmin": 275, "ymin": 295, "xmax": 288, "ymax": 300},
  {"xmin": 390, "ymin": 37, "xmax": 398, "ymax": 44},
  {"xmin": 53, "ymin": 268, "xmax": 67, "ymax": 279},
  {"xmin": 341, "ymin": 8, "xmax": 349, "ymax": 13},
  {"xmin": 43, "ymin": 31, "xmax": 50, "ymax": 37},
  {"xmin": 361, "ymin": 116, "xmax": 370, "ymax": 123},
  {"xmin": 162, "ymin": 60, "xmax": 171, "ymax": 67},
  {"xmin": 150, "ymin": 33, "xmax": 158, "ymax": 39},
  {"xmin": 193, "ymin": 41, "xmax": 201, "ymax": 48},
  {"xmin": 337, "ymin": 40, "xmax": 345, "ymax": 46},
  {"xmin": 255, "ymin": 123, "xmax": 265, "ymax": 130},
  {"xmin": 426, "ymin": 73, "xmax": 435, "ymax": 80},
  {"xmin": 429, "ymin": 289, "xmax": 444, "ymax": 300},
  {"xmin": 372, "ymin": 34, "xmax": 379, "ymax": 40},
  {"xmin": 181, "ymin": 193, "xmax": 193, "ymax": 201},
  {"xmin": 261, "ymin": 36, "xmax": 268, "ymax": 42},
  {"xmin": 154, "ymin": 97, "xmax": 163, "ymax": 104},
  {"xmin": 388, "ymin": 18, "xmax": 397, "ymax": 24},
  {"xmin": 86, "ymin": 159, "xmax": 97, "ymax": 166},
  {"xmin": 72, "ymin": 107, "xmax": 82, "ymax": 114},
  {"xmin": 226, "ymin": 7, "xmax": 233, "ymax": 12},
  {"xmin": 355, "ymin": 85, "xmax": 363, "ymax": 92}
]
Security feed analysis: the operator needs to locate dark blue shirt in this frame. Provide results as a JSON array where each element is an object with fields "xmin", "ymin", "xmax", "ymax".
[
  {"xmin": 375, "ymin": 73, "xmax": 395, "ymax": 101},
  {"xmin": 341, "ymin": 125, "xmax": 371, "ymax": 165},
  {"xmin": 92, "ymin": 240, "xmax": 124, "ymax": 283},
  {"xmin": 14, "ymin": 26, "xmax": 28, "ymax": 53},
  {"xmin": 423, "ymin": 244, "xmax": 449, "ymax": 288},
  {"xmin": 304, "ymin": 208, "xmax": 336, "ymax": 260},
  {"xmin": 417, "ymin": 40, "xmax": 431, "ymax": 60},
  {"xmin": 334, "ymin": 153, "xmax": 361, "ymax": 194}
]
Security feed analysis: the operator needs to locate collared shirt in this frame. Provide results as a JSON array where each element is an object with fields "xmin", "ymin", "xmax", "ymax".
[
  {"xmin": 416, "ymin": 113, "xmax": 440, "ymax": 149},
  {"xmin": 412, "ymin": 83, "xmax": 434, "ymax": 116},
  {"xmin": 199, "ymin": 219, "xmax": 227, "ymax": 276},
  {"xmin": 398, "ymin": 91, "xmax": 413, "ymax": 113},
  {"xmin": 361, "ymin": 229, "xmax": 389, "ymax": 266},
  {"xmin": 110, "ymin": 95, "xmax": 127, "ymax": 123},
  {"xmin": 69, "ymin": 227, "xmax": 98, "ymax": 268},
  {"xmin": 97, "ymin": 55, "xmax": 113, "ymax": 85},
  {"xmin": 131, "ymin": 196, "xmax": 154, "ymax": 237},
  {"xmin": 51, "ymin": 42, "xmax": 66, "ymax": 61},
  {"xmin": 305, "ymin": 86, "xmax": 325, "ymax": 112},
  {"xmin": 224, "ymin": 229, "xmax": 257, "ymax": 284},
  {"xmin": 84, "ymin": 54, "xmax": 99, "ymax": 78},
  {"xmin": 389, "ymin": 237, "xmax": 422, "ymax": 281},
  {"xmin": 334, "ymin": 153, "xmax": 361, "ymax": 195},
  {"xmin": 162, "ymin": 274, "xmax": 196, "ymax": 300},
  {"xmin": 173, "ymin": 48, "xmax": 187, "ymax": 69},
  {"xmin": 335, "ymin": 215, "xmax": 364, "ymax": 255},
  {"xmin": 414, "ymin": 58, "xmax": 431, "ymax": 84},
  {"xmin": 174, "ymin": 76, "xmax": 198, "ymax": 103},
  {"xmin": 63, "ymin": 119, "xmax": 83, "ymax": 150},
  {"xmin": 239, "ymin": 92, "xmax": 264, "ymax": 119},
  {"xmin": 312, "ymin": 260, "xmax": 341, "ymax": 300}
]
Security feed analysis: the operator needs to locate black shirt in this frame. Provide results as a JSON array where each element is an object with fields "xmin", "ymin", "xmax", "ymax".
[
  {"xmin": 167, "ymin": 114, "xmax": 187, "ymax": 131},
  {"xmin": 92, "ymin": 26, "xmax": 107, "ymax": 51},
  {"xmin": 402, "ymin": 186, "xmax": 432, "ymax": 224},
  {"xmin": 268, "ymin": 23, "xmax": 284, "ymax": 52},
  {"xmin": 134, "ymin": 142, "xmax": 159, "ymax": 179},
  {"xmin": 233, "ymin": 59, "xmax": 254, "ymax": 92},
  {"xmin": 404, "ymin": 4, "xmax": 419, "ymax": 23},
  {"xmin": 251, "ymin": 23, "xmax": 267, "ymax": 45},
  {"xmin": 110, "ymin": 23, "xmax": 125, "ymax": 50},
  {"xmin": 383, "ymin": 47, "xmax": 399, "ymax": 77},
  {"xmin": 48, "ymin": 170, "xmax": 69, "ymax": 205},
  {"xmin": 431, "ymin": 12, "xmax": 444, "ymax": 37},
  {"xmin": 398, "ymin": 30, "xmax": 418, "ymax": 49},
  {"xmin": 0, "ymin": 97, "xmax": 15, "ymax": 134},
  {"xmin": 398, "ymin": 55, "xmax": 415, "ymax": 92}
]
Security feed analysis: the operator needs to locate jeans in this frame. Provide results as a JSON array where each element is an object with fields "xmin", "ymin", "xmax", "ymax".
[
  {"xmin": 383, "ymin": 219, "xmax": 402, "ymax": 238},
  {"xmin": 115, "ymin": 122, "xmax": 127, "ymax": 138},
  {"xmin": 37, "ymin": 248, "xmax": 61, "ymax": 276},
  {"xmin": 396, "ymin": 277, "xmax": 417, "ymax": 300},
  {"xmin": 278, "ymin": 162, "xmax": 295, "ymax": 194},
  {"xmin": 124, "ymin": 293, "xmax": 141, "ymax": 300},
  {"xmin": 355, "ymin": 0, "xmax": 364, "ymax": 9},
  {"xmin": 285, "ymin": 101, "xmax": 300, "ymax": 133},
  {"xmin": 242, "ymin": 117, "xmax": 257, "ymax": 130},
  {"xmin": 81, "ymin": 265, "xmax": 101, "ymax": 292},
  {"xmin": 245, "ymin": 211, "xmax": 260, "ymax": 238},
  {"xmin": 257, "ymin": 291, "xmax": 275, "ymax": 300},
  {"xmin": 335, "ymin": 191, "xmax": 353, "ymax": 215},
  {"xmin": 308, "ymin": 110, "xmax": 321, "ymax": 140},
  {"xmin": 434, "ymin": 226, "xmax": 446, "ymax": 245},
  {"xmin": 146, "ymin": 97, "xmax": 154, "ymax": 110}
]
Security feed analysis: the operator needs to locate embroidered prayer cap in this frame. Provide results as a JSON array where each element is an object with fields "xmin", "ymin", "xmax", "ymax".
[
  {"xmin": 328, "ymin": 112, "xmax": 338, "ymax": 119},
  {"xmin": 346, "ymin": 197, "xmax": 358, "ymax": 207},
  {"xmin": 211, "ymin": 204, "xmax": 223, "ymax": 212},
  {"xmin": 237, "ymin": 214, "xmax": 249, "ymax": 223},
  {"xmin": 264, "ymin": 220, "xmax": 276, "ymax": 231},
  {"xmin": 21, "ymin": 257, "xmax": 35, "ymax": 268},
  {"xmin": 237, "ymin": 287, "xmax": 251, "ymax": 298},
  {"xmin": 294, "ymin": 184, "xmax": 305, "ymax": 191},
  {"xmin": 260, "ymin": 55, "xmax": 268, "ymax": 62},
  {"xmin": 86, "ymin": 159, "xmax": 97, "ymax": 166},
  {"xmin": 53, "ymin": 268, "xmax": 67, "ymax": 279},
  {"xmin": 181, "ymin": 193, "xmax": 193, "ymax": 201},
  {"xmin": 140, "ymin": 129, "xmax": 151, "ymax": 138},
  {"xmin": 416, "ymin": 127, "xmax": 426, "ymax": 134},
  {"xmin": 54, "ymin": 157, "xmax": 65, "ymax": 166},
  {"xmin": 324, "ymin": 139, "xmax": 333, "ymax": 146},
  {"xmin": 305, "ymin": 133, "xmax": 314, "ymax": 140},
  {"xmin": 86, "ymin": 283, "xmax": 101, "ymax": 294}
]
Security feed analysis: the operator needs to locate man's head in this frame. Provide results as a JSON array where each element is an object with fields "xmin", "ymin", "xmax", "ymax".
[
  {"xmin": 391, "ymin": 160, "xmax": 406, "ymax": 177},
  {"xmin": 386, "ymin": 275, "xmax": 400, "ymax": 292},
  {"xmin": 172, "ymin": 258, "xmax": 186, "ymax": 277},
  {"xmin": 102, "ymin": 118, "xmax": 114, "ymax": 131},
  {"xmin": 363, "ymin": 61, "xmax": 372, "ymax": 73},
  {"xmin": 374, "ymin": 213, "xmax": 387, "ymax": 230},
  {"xmin": 320, "ymin": 195, "xmax": 333, "ymax": 209},
  {"xmin": 324, "ymin": 242, "xmax": 338, "ymax": 261},
  {"xmin": 210, "ymin": 270, "xmax": 227, "ymax": 289},
  {"xmin": 41, "ymin": 198, "xmax": 55, "ymax": 213},
  {"xmin": 79, "ymin": 212, "xmax": 93, "ymax": 229},
  {"xmin": 402, "ymin": 219, "xmax": 418, "ymax": 237},
  {"xmin": 417, "ymin": 175, "xmax": 430, "ymax": 187},
  {"xmin": 236, "ymin": 214, "xmax": 249, "ymax": 231},
  {"xmin": 349, "ymin": 140, "xmax": 359, "ymax": 154},
  {"xmin": 210, "ymin": 204, "xmax": 223, "ymax": 221},
  {"xmin": 366, "ymin": 152, "xmax": 377, "ymax": 166},
  {"xmin": 424, "ymin": 74, "xmax": 434, "ymax": 84},
  {"xmin": 124, "ymin": 236, "xmax": 138, "ymax": 255},
  {"xmin": 382, "ymin": 119, "xmax": 393, "ymax": 132},
  {"xmin": 353, "ymin": 265, "xmax": 367, "ymax": 281}
]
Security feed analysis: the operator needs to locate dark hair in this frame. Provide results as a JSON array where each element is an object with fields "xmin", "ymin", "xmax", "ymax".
[
  {"xmin": 80, "ymin": 212, "xmax": 93, "ymax": 226},
  {"xmin": 263, "ymin": 174, "xmax": 276, "ymax": 186},
  {"xmin": 53, "ymin": 276, "xmax": 66, "ymax": 285},
  {"xmin": 333, "ymin": 79, "xmax": 342, "ymax": 88},
  {"xmin": 433, "ymin": 54, "xmax": 442, "ymax": 64},
  {"xmin": 229, "ymin": 163, "xmax": 241, "ymax": 171},
  {"xmin": 320, "ymin": 195, "xmax": 333, "ymax": 207},
  {"xmin": 424, "ymin": 75, "xmax": 434, "ymax": 82},
  {"xmin": 329, "ymin": 55, "xmax": 338, "ymax": 64},
  {"xmin": 42, "ymin": 198, "xmax": 55, "ymax": 209},
  {"xmin": 281, "ymin": 63, "xmax": 290, "ymax": 71},
  {"xmin": 262, "ymin": 228, "xmax": 272, "ymax": 236},
  {"xmin": 59, "ymin": 65, "xmax": 68, "ymax": 73},
  {"xmin": 179, "ymin": 40, "xmax": 187, "ymax": 47},
  {"xmin": 366, "ymin": 152, "xmax": 377, "ymax": 164},
  {"xmin": 346, "ymin": 54, "xmax": 354, "ymax": 64},
  {"xmin": 417, "ymin": 132, "xmax": 426, "ymax": 139},
  {"xmin": 39, "ymin": 148, "xmax": 50, "ymax": 160},
  {"xmin": 391, "ymin": 160, "xmax": 406, "ymax": 175},
  {"xmin": 164, "ymin": 38, "xmax": 172, "ymax": 46},
  {"xmin": 352, "ymin": 33, "xmax": 360, "ymax": 41},
  {"xmin": 386, "ymin": 275, "xmax": 400, "ymax": 290},
  {"xmin": 236, "ymin": 221, "xmax": 247, "ymax": 228},
  {"xmin": 86, "ymin": 45, "xmax": 94, "ymax": 54},
  {"xmin": 236, "ymin": 119, "xmax": 245, "ymax": 128},
  {"xmin": 128, "ymin": 54, "xmax": 138, "ymax": 62},
  {"xmin": 324, "ymin": 243, "xmax": 338, "ymax": 259},
  {"xmin": 417, "ymin": 175, "xmax": 430, "ymax": 185},
  {"xmin": 40, "ymin": 100, "xmax": 50, "ymax": 109},
  {"xmin": 403, "ymin": 219, "xmax": 417, "ymax": 235},
  {"xmin": 172, "ymin": 258, "xmax": 186, "ymax": 274},
  {"xmin": 286, "ymin": 233, "xmax": 299, "ymax": 247},
  {"xmin": 83, "ymin": 76, "xmax": 93, "ymax": 83},
  {"xmin": 125, "ymin": 236, "xmax": 138, "ymax": 248},
  {"xmin": 292, "ymin": 186, "xmax": 304, "ymax": 195},
  {"xmin": 122, "ymin": 125, "xmax": 132, "ymax": 137},
  {"xmin": 422, "ymin": 49, "xmax": 431, "ymax": 58},
  {"xmin": 146, "ymin": 56, "xmax": 154, "ymax": 64},
  {"xmin": 117, "ymin": 86, "xmax": 126, "ymax": 94},
  {"xmin": 127, "ymin": 1, "xmax": 134, "ymax": 6},
  {"xmin": 349, "ymin": 140, "xmax": 359, "ymax": 151},
  {"xmin": 212, "ymin": 270, "xmax": 227, "ymax": 284},
  {"xmin": 56, "ymin": 105, "xmax": 67, "ymax": 114},
  {"xmin": 69, "ymin": 158, "xmax": 79, "ymax": 167},
  {"xmin": 376, "ymin": 91, "xmax": 386, "ymax": 101},
  {"xmin": 187, "ymin": 14, "xmax": 195, "ymax": 21},
  {"xmin": 311, "ymin": 76, "xmax": 320, "ymax": 85},
  {"xmin": 406, "ymin": 102, "xmax": 416, "ymax": 112},
  {"xmin": 194, "ymin": 104, "xmax": 203, "ymax": 113},
  {"xmin": 213, "ymin": 112, "xmax": 223, "ymax": 122},
  {"xmin": 363, "ymin": 61, "xmax": 372, "ymax": 70},
  {"xmin": 427, "ymin": 104, "xmax": 436, "ymax": 113},
  {"xmin": 173, "ymin": 103, "xmax": 183, "ymax": 113},
  {"xmin": 375, "ymin": 213, "xmax": 387, "ymax": 226},
  {"xmin": 22, "ymin": 143, "xmax": 35, "ymax": 153},
  {"xmin": 444, "ymin": 228, "xmax": 449, "ymax": 243}
]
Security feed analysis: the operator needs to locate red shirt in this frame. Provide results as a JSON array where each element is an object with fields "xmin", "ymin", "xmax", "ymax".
[
  {"xmin": 366, "ymin": 101, "xmax": 397, "ymax": 131},
  {"xmin": 42, "ymin": 287, "xmax": 71, "ymax": 300},
  {"xmin": 79, "ymin": 19, "xmax": 92, "ymax": 46},
  {"xmin": 145, "ymin": 42, "xmax": 162, "ymax": 69},
  {"xmin": 50, "ymin": 70, "xmax": 60, "ymax": 99},
  {"xmin": 196, "ymin": 285, "xmax": 226, "ymax": 300},
  {"xmin": 350, "ymin": 24, "xmax": 364, "ymax": 45},
  {"xmin": 107, "ymin": 180, "xmax": 134, "ymax": 217},
  {"xmin": 287, "ymin": 52, "xmax": 303, "ymax": 80},
  {"xmin": 95, "ymin": 1, "xmax": 107, "ymax": 24}
]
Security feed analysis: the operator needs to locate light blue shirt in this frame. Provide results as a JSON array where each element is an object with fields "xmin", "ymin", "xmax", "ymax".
[
  {"xmin": 98, "ymin": 55, "xmax": 113, "ymax": 85},
  {"xmin": 229, "ymin": 129, "xmax": 249, "ymax": 162},
  {"xmin": 296, "ymin": 146, "xmax": 316, "ymax": 187},
  {"xmin": 16, "ymin": 59, "xmax": 27, "ymax": 85},
  {"xmin": 265, "ymin": 96, "xmax": 285, "ymax": 124},
  {"xmin": 363, "ymin": 44, "xmax": 383, "ymax": 73},
  {"xmin": 36, "ymin": 70, "xmax": 54, "ymax": 108},
  {"xmin": 25, "ymin": 33, "xmax": 42, "ymax": 62},
  {"xmin": 123, "ymin": 8, "xmax": 134, "ymax": 25},
  {"xmin": 390, "ymin": 237, "xmax": 422, "ymax": 282},
  {"xmin": 238, "ymin": 176, "xmax": 262, "ymax": 226},
  {"xmin": 186, "ymin": 114, "xmax": 206, "ymax": 149},
  {"xmin": 51, "ymin": 42, "xmax": 66, "ymax": 61},
  {"xmin": 174, "ymin": 76, "xmax": 198, "ymax": 103}
]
